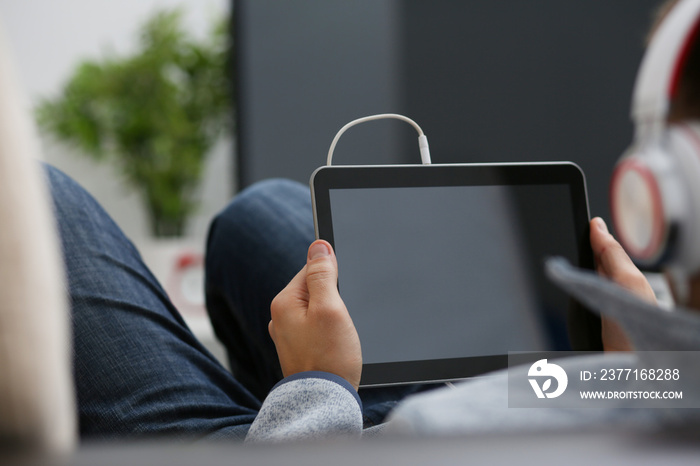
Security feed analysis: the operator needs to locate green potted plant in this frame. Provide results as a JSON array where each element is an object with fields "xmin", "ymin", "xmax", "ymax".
[{"xmin": 36, "ymin": 8, "xmax": 232, "ymax": 237}]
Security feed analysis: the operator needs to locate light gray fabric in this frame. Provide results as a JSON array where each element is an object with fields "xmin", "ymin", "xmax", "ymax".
[
  {"xmin": 545, "ymin": 257, "xmax": 700, "ymax": 401},
  {"xmin": 0, "ymin": 22, "xmax": 76, "ymax": 452},
  {"xmin": 385, "ymin": 258, "xmax": 700, "ymax": 435},
  {"xmin": 384, "ymin": 353, "xmax": 675, "ymax": 436},
  {"xmin": 246, "ymin": 377, "xmax": 363, "ymax": 443},
  {"xmin": 545, "ymin": 257, "xmax": 700, "ymax": 352}
]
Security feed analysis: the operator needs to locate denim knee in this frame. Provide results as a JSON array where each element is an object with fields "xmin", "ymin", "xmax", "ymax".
[
  {"xmin": 206, "ymin": 178, "xmax": 314, "ymax": 281},
  {"xmin": 214, "ymin": 178, "xmax": 313, "ymax": 237}
]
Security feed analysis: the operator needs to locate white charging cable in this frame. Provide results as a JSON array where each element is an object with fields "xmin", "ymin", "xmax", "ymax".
[{"xmin": 326, "ymin": 113, "xmax": 431, "ymax": 166}]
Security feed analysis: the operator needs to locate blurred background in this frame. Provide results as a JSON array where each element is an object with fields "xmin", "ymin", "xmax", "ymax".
[
  {"xmin": 0, "ymin": 0, "xmax": 667, "ymax": 358},
  {"xmin": 236, "ymin": 0, "xmax": 661, "ymax": 213},
  {"xmin": 0, "ymin": 0, "xmax": 232, "ymax": 360},
  {"xmin": 0, "ymin": 0, "xmax": 232, "ymax": 240}
]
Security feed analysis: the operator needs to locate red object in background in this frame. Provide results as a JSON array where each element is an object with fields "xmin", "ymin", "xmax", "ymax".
[{"xmin": 167, "ymin": 251, "xmax": 206, "ymax": 318}]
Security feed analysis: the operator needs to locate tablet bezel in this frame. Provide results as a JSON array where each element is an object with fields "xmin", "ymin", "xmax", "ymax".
[{"xmin": 310, "ymin": 162, "xmax": 599, "ymax": 387}]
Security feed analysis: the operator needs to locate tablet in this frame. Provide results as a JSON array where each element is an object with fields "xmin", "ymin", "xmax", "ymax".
[{"xmin": 311, "ymin": 162, "xmax": 600, "ymax": 387}]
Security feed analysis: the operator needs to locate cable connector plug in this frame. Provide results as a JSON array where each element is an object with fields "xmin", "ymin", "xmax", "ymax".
[
  {"xmin": 418, "ymin": 134, "xmax": 431, "ymax": 165},
  {"xmin": 326, "ymin": 113, "xmax": 432, "ymax": 166}
]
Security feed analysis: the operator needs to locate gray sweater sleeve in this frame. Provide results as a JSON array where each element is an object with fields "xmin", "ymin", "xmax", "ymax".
[{"xmin": 245, "ymin": 371, "xmax": 363, "ymax": 443}]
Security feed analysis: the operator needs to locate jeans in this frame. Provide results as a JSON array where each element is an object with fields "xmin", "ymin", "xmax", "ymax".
[{"xmin": 47, "ymin": 165, "xmax": 415, "ymax": 440}]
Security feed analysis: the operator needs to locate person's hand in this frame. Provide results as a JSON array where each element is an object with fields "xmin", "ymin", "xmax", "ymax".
[
  {"xmin": 269, "ymin": 240, "xmax": 362, "ymax": 391},
  {"xmin": 589, "ymin": 217, "xmax": 657, "ymax": 351}
]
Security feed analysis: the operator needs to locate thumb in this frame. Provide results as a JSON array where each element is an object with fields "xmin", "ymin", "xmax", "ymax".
[
  {"xmin": 590, "ymin": 217, "xmax": 656, "ymax": 303},
  {"xmin": 590, "ymin": 217, "xmax": 633, "ymax": 277},
  {"xmin": 305, "ymin": 240, "xmax": 341, "ymax": 308}
]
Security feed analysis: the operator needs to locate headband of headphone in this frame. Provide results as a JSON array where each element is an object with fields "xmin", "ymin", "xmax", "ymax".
[{"xmin": 632, "ymin": 0, "xmax": 700, "ymax": 132}]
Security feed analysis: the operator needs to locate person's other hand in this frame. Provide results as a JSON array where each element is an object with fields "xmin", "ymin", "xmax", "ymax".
[
  {"xmin": 589, "ymin": 217, "xmax": 657, "ymax": 351},
  {"xmin": 269, "ymin": 240, "xmax": 362, "ymax": 391}
]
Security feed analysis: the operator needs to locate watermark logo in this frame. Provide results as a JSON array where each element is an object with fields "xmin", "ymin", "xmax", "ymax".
[
  {"xmin": 528, "ymin": 359, "xmax": 568, "ymax": 399},
  {"xmin": 509, "ymin": 352, "xmax": 695, "ymax": 408}
]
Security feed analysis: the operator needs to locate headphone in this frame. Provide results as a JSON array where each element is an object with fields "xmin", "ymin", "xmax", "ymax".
[{"xmin": 610, "ymin": 0, "xmax": 700, "ymax": 279}]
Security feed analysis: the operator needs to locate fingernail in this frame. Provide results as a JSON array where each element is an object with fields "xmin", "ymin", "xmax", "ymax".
[
  {"xmin": 309, "ymin": 241, "xmax": 331, "ymax": 260},
  {"xmin": 595, "ymin": 217, "xmax": 608, "ymax": 233}
]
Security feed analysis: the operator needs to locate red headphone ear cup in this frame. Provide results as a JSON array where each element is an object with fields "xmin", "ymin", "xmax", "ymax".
[{"xmin": 609, "ymin": 155, "xmax": 668, "ymax": 266}]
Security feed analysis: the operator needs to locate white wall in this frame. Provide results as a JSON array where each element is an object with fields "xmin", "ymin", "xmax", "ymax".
[
  {"xmin": 0, "ymin": 0, "xmax": 234, "ymax": 244},
  {"xmin": 0, "ymin": 0, "xmax": 234, "ymax": 363}
]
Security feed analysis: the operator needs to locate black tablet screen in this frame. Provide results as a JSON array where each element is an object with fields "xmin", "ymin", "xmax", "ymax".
[{"xmin": 312, "ymin": 163, "xmax": 598, "ymax": 385}]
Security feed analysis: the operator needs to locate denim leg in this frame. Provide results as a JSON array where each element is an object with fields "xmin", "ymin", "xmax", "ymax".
[
  {"xmin": 205, "ymin": 179, "xmax": 314, "ymax": 401},
  {"xmin": 45, "ymin": 165, "xmax": 260, "ymax": 440},
  {"xmin": 204, "ymin": 178, "xmax": 436, "ymax": 426}
]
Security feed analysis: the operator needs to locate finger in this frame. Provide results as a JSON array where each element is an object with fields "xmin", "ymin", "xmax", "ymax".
[
  {"xmin": 589, "ymin": 217, "xmax": 656, "ymax": 302},
  {"xmin": 305, "ymin": 240, "xmax": 342, "ymax": 309},
  {"xmin": 590, "ymin": 217, "xmax": 634, "ymax": 276}
]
